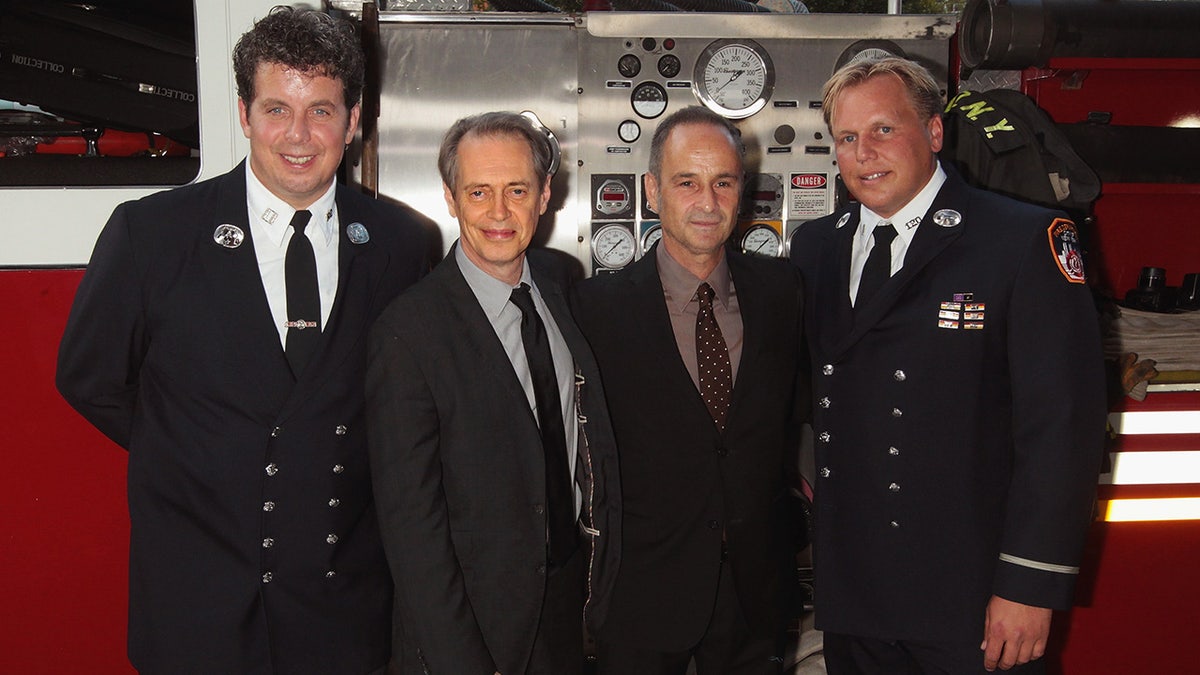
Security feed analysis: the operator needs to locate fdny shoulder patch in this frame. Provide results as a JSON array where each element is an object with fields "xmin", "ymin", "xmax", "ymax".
[{"xmin": 1047, "ymin": 217, "xmax": 1086, "ymax": 284}]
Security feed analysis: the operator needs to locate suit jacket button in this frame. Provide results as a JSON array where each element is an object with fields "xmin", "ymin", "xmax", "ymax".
[
  {"xmin": 890, "ymin": 520, "xmax": 901, "ymax": 529},
  {"xmin": 893, "ymin": 370, "xmax": 906, "ymax": 381},
  {"xmin": 891, "ymin": 407, "xmax": 903, "ymax": 417},
  {"xmin": 328, "ymin": 498, "xmax": 340, "ymax": 508},
  {"xmin": 262, "ymin": 571, "xmax": 273, "ymax": 583},
  {"xmin": 820, "ymin": 467, "xmax": 831, "ymax": 478},
  {"xmin": 326, "ymin": 534, "xmax": 339, "ymax": 544},
  {"xmin": 818, "ymin": 431, "xmax": 831, "ymax": 443},
  {"xmin": 263, "ymin": 501, "xmax": 275, "ymax": 512},
  {"xmin": 270, "ymin": 427, "xmax": 281, "ymax": 438},
  {"xmin": 818, "ymin": 397, "xmax": 831, "ymax": 409},
  {"xmin": 888, "ymin": 482, "xmax": 901, "ymax": 492},
  {"xmin": 533, "ymin": 504, "xmax": 545, "ymax": 515},
  {"xmin": 335, "ymin": 425, "xmax": 348, "ymax": 436},
  {"xmin": 536, "ymin": 564, "xmax": 547, "ymax": 575},
  {"xmin": 332, "ymin": 464, "xmax": 344, "ymax": 474},
  {"xmin": 822, "ymin": 364, "xmax": 834, "ymax": 376},
  {"xmin": 265, "ymin": 463, "xmax": 278, "ymax": 477}
]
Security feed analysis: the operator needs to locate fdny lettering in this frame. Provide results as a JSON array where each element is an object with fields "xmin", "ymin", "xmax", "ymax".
[
  {"xmin": 946, "ymin": 91, "xmax": 995, "ymax": 122},
  {"xmin": 1048, "ymin": 218, "xmax": 1087, "ymax": 284},
  {"xmin": 983, "ymin": 118, "xmax": 1015, "ymax": 138}
]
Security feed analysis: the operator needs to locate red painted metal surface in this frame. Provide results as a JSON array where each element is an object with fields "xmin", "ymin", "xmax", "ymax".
[{"xmin": 0, "ymin": 269, "xmax": 135, "ymax": 674}]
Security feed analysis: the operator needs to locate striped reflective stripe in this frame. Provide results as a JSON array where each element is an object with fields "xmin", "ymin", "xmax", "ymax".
[{"xmin": 998, "ymin": 553, "xmax": 1079, "ymax": 575}]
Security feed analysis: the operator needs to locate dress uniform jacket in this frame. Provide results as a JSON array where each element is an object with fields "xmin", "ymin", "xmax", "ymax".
[
  {"xmin": 366, "ymin": 247, "xmax": 622, "ymax": 675},
  {"xmin": 575, "ymin": 249, "xmax": 806, "ymax": 651},
  {"xmin": 56, "ymin": 163, "xmax": 428, "ymax": 674},
  {"xmin": 789, "ymin": 169, "xmax": 1106, "ymax": 643}
]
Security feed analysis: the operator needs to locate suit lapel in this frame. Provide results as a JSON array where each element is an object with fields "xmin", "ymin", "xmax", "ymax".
[
  {"xmin": 198, "ymin": 166, "xmax": 293, "ymax": 405},
  {"xmin": 832, "ymin": 178, "xmax": 969, "ymax": 358},
  {"xmin": 814, "ymin": 211, "xmax": 858, "ymax": 358},
  {"xmin": 626, "ymin": 253, "xmax": 723, "ymax": 438}
]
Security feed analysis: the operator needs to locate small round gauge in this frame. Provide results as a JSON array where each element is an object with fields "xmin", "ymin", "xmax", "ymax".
[
  {"xmin": 592, "ymin": 224, "xmax": 636, "ymax": 269},
  {"xmin": 693, "ymin": 39, "xmax": 775, "ymax": 119},
  {"xmin": 658, "ymin": 54, "xmax": 681, "ymax": 79},
  {"xmin": 641, "ymin": 224, "xmax": 663, "ymax": 253},
  {"xmin": 631, "ymin": 81, "xmax": 668, "ymax": 119},
  {"xmin": 617, "ymin": 53, "xmax": 641, "ymax": 79},
  {"xmin": 741, "ymin": 224, "xmax": 782, "ymax": 258},
  {"xmin": 618, "ymin": 119, "xmax": 641, "ymax": 144}
]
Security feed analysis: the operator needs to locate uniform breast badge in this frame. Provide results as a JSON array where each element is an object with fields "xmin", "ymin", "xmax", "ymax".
[{"xmin": 938, "ymin": 293, "xmax": 986, "ymax": 329}]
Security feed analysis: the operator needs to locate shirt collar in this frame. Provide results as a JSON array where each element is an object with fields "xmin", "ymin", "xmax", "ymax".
[
  {"xmin": 455, "ymin": 241, "xmax": 533, "ymax": 322},
  {"xmin": 656, "ymin": 241, "xmax": 733, "ymax": 312},
  {"xmin": 857, "ymin": 160, "xmax": 947, "ymax": 247},
  {"xmin": 244, "ymin": 162, "xmax": 339, "ymax": 249}
]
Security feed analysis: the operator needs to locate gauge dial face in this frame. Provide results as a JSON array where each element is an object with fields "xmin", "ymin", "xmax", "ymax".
[
  {"xmin": 631, "ymin": 81, "xmax": 668, "ymax": 119},
  {"xmin": 658, "ymin": 54, "xmax": 681, "ymax": 79},
  {"xmin": 592, "ymin": 224, "xmax": 636, "ymax": 269},
  {"xmin": 618, "ymin": 119, "xmax": 641, "ymax": 144},
  {"xmin": 617, "ymin": 53, "xmax": 641, "ymax": 79},
  {"xmin": 641, "ymin": 224, "xmax": 662, "ymax": 253},
  {"xmin": 741, "ymin": 224, "xmax": 782, "ymax": 258},
  {"xmin": 693, "ymin": 39, "xmax": 775, "ymax": 119}
]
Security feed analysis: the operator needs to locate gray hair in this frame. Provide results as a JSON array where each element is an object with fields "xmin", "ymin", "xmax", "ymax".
[{"xmin": 438, "ymin": 112, "xmax": 554, "ymax": 192}]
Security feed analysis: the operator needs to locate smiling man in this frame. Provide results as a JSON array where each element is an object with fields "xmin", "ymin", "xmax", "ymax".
[
  {"xmin": 56, "ymin": 8, "xmax": 428, "ymax": 673},
  {"xmin": 576, "ymin": 106, "xmax": 807, "ymax": 675},
  {"xmin": 789, "ymin": 57, "xmax": 1105, "ymax": 674},
  {"xmin": 366, "ymin": 112, "xmax": 621, "ymax": 675}
]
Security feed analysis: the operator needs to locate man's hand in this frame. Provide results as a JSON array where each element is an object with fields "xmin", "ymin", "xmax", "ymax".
[{"xmin": 980, "ymin": 595, "xmax": 1052, "ymax": 671}]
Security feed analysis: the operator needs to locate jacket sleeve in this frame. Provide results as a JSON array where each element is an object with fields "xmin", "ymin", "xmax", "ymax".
[
  {"xmin": 994, "ymin": 214, "xmax": 1107, "ymax": 609},
  {"xmin": 366, "ymin": 314, "xmax": 496, "ymax": 675},
  {"xmin": 55, "ymin": 203, "xmax": 147, "ymax": 450}
]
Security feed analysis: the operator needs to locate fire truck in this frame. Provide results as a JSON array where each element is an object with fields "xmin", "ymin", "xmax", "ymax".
[{"xmin": 2, "ymin": 0, "xmax": 1197, "ymax": 672}]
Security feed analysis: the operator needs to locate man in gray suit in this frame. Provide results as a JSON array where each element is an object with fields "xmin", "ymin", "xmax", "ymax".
[{"xmin": 366, "ymin": 112, "xmax": 621, "ymax": 675}]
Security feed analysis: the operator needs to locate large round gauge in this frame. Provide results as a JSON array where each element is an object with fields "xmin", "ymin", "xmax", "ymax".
[
  {"xmin": 693, "ymin": 39, "xmax": 775, "ymax": 119},
  {"xmin": 592, "ymin": 224, "xmax": 636, "ymax": 269},
  {"xmin": 631, "ymin": 81, "xmax": 668, "ymax": 119},
  {"xmin": 741, "ymin": 224, "xmax": 782, "ymax": 258},
  {"xmin": 641, "ymin": 224, "xmax": 662, "ymax": 253}
]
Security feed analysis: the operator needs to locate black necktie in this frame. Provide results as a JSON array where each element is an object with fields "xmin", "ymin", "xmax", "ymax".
[
  {"xmin": 510, "ymin": 283, "xmax": 577, "ymax": 566},
  {"xmin": 856, "ymin": 222, "xmax": 898, "ymax": 312},
  {"xmin": 285, "ymin": 210, "xmax": 320, "ymax": 376},
  {"xmin": 696, "ymin": 283, "xmax": 733, "ymax": 432}
]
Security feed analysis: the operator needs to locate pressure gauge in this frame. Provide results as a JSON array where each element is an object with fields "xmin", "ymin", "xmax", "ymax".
[
  {"xmin": 641, "ymin": 224, "xmax": 663, "ymax": 253},
  {"xmin": 618, "ymin": 119, "xmax": 641, "ymax": 144},
  {"xmin": 631, "ymin": 81, "xmax": 668, "ymax": 119},
  {"xmin": 693, "ymin": 39, "xmax": 775, "ymax": 119},
  {"xmin": 741, "ymin": 224, "xmax": 782, "ymax": 258},
  {"xmin": 592, "ymin": 224, "xmax": 636, "ymax": 269}
]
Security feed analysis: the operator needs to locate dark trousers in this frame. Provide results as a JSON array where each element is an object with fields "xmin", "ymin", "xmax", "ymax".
[
  {"xmin": 526, "ymin": 547, "xmax": 586, "ymax": 675},
  {"xmin": 596, "ymin": 558, "xmax": 780, "ymax": 675},
  {"xmin": 824, "ymin": 632, "xmax": 1047, "ymax": 675}
]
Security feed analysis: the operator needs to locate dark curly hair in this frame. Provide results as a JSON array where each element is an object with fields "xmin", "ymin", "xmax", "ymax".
[{"xmin": 233, "ymin": 6, "xmax": 365, "ymax": 108}]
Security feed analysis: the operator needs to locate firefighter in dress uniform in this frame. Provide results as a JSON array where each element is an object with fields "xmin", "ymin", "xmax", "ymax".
[{"xmin": 790, "ymin": 57, "xmax": 1106, "ymax": 673}]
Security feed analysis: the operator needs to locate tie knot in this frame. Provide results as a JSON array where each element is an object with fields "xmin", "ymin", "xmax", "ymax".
[
  {"xmin": 290, "ymin": 209, "xmax": 313, "ymax": 235},
  {"xmin": 510, "ymin": 282, "xmax": 536, "ymax": 315},
  {"xmin": 873, "ymin": 222, "xmax": 898, "ymax": 247},
  {"xmin": 696, "ymin": 282, "xmax": 715, "ymax": 308}
]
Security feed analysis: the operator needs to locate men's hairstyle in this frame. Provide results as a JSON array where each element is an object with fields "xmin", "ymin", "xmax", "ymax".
[
  {"xmin": 648, "ymin": 106, "xmax": 745, "ymax": 181},
  {"xmin": 233, "ymin": 6, "xmax": 365, "ymax": 109},
  {"xmin": 438, "ymin": 112, "xmax": 554, "ymax": 193},
  {"xmin": 821, "ymin": 56, "xmax": 944, "ymax": 129}
]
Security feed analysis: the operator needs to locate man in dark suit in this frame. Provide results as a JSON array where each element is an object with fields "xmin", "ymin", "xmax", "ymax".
[
  {"xmin": 55, "ymin": 8, "xmax": 427, "ymax": 673},
  {"xmin": 576, "ymin": 106, "xmax": 806, "ymax": 675},
  {"xmin": 366, "ymin": 111, "xmax": 621, "ymax": 675},
  {"xmin": 789, "ymin": 57, "xmax": 1106, "ymax": 673}
]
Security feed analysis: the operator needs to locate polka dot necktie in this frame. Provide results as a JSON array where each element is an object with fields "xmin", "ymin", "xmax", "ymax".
[{"xmin": 695, "ymin": 282, "xmax": 732, "ymax": 432}]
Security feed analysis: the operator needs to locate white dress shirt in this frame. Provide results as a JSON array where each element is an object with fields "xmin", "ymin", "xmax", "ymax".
[
  {"xmin": 245, "ymin": 164, "xmax": 340, "ymax": 347},
  {"xmin": 848, "ymin": 162, "xmax": 947, "ymax": 306}
]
